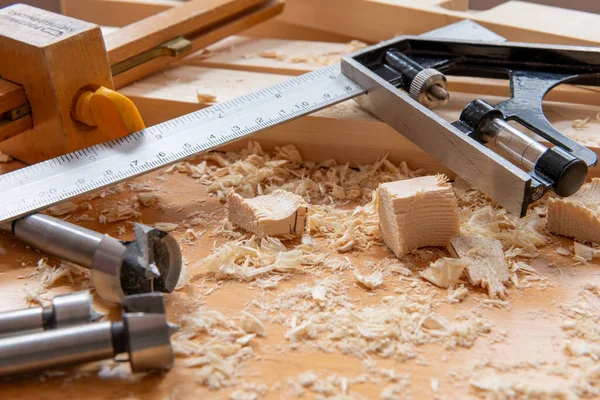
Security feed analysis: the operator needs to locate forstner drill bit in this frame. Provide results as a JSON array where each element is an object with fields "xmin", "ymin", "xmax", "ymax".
[
  {"xmin": 2, "ymin": 214, "xmax": 182, "ymax": 303},
  {"xmin": 0, "ymin": 292, "xmax": 176, "ymax": 377},
  {"xmin": 0, "ymin": 291, "xmax": 103, "ymax": 338}
]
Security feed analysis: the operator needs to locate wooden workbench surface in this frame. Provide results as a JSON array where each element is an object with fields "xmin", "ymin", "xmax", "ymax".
[
  {"xmin": 1, "ymin": 1, "xmax": 600, "ymax": 395},
  {"xmin": 1, "ymin": 132, "xmax": 600, "ymax": 399}
]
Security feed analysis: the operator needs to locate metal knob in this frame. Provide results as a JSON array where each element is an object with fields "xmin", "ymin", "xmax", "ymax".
[{"xmin": 384, "ymin": 49, "xmax": 449, "ymax": 108}]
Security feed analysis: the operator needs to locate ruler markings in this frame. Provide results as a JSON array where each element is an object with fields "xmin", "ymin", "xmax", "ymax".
[{"xmin": 0, "ymin": 64, "xmax": 365, "ymax": 223}]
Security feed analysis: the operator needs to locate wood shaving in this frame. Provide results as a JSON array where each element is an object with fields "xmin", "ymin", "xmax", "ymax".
[
  {"xmin": 449, "ymin": 234, "xmax": 510, "ymax": 299},
  {"xmin": 447, "ymin": 284, "xmax": 469, "ymax": 304},
  {"xmin": 196, "ymin": 92, "xmax": 217, "ymax": 105},
  {"xmin": 460, "ymin": 204, "xmax": 547, "ymax": 257},
  {"xmin": 547, "ymin": 178, "xmax": 600, "ymax": 244},
  {"xmin": 154, "ymin": 222, "xmax": 179, "ymax": 232},
  {"xmin": 572, "ymin": 117, "xmax": 590, "ymax": 130},
  {"xmin": 420, "ymin": 258, "xmax": 467, "ymax": 288},
  {"xmin": 196, "ymin": 236, "xmax": 325, "ymax": 280},
  {"xmin": 46, "ymin": 201, "xmax": 78, "ymax": 216},
  {"xmin": 99, "ymin": 200, "xmax": 141, "ymax": 224},
  {"xmin": 239, "ymin": 311, "xmax": 266, "ymax": 337},
  {"xmin": 258, "ymin": 50, "xmax": 287, "ymax": 61},
  {"xmin": 556, "ymin": 247, "xmax": 572, "ymax": 256},
  {"xmin": 353, "ymin": 269, "xmax": 383, "ymax": 290},
  {"xmin": 137, "ymin": 192, "xmax": 159, "ymax": 207},
  {"xmin": 26, "ymin": 258, "xmax": 89, "ymax": 305},
  {"xmin": 573, "ymin": 241, "xmax": 600, "ymax": 262},
  {"xmin": 170, "ymin": 141, "xmax": 419, "ymax": 204},
  {"xmin": 0, "ymin": 151, "xmax": 13, "ymax": 162}
]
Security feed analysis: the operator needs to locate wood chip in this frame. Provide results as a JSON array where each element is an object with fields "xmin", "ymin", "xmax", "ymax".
[
  {"xmin": 154, "ymin": 222, "xmax": 179, "ymax": 232},
  {"xmin": 449, "ymin": 234, "xmax": 510, "ymax": 299},
  {"xmin": 547, "ymin": 178, "xmax": 600, "ymax": 244},
  {"xmin": 353, "ymin": 269, "xmax": 384, "ymax": 290},
  {"xmin": 196, "ymin": 92, "xmax": 217, "ymax": 105},
  {"xmin": 46, "ymin": 201, "xmax": 78, "ymax": 216},
  {"xmin": 420, "ymin": 258, "xmax": 467, "ymax": 288},
  {"xmin": 378, "ymin": 175, "xmax": 459, "ymax": 257},
  {"xmin": 227, "ymin": 189, "xmax": 308, "ymax": 237}
]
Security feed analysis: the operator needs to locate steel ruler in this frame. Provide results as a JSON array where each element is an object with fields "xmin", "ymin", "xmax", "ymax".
[{"xmin": 0, "ymin": 64, "xmax": 364, "ymax": 223}]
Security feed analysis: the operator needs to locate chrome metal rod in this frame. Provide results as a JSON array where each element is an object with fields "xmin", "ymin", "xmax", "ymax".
[
  {"xmin": 0, "ymin": 291, "xmax": 101, "ymax": 338},
  {"xmin": 0, "ymin": 322, "xmax": 115, "ymax": 376},
  {"xmin": 12, "ymin": 214, "xmax": 108, "ymax": 268}
]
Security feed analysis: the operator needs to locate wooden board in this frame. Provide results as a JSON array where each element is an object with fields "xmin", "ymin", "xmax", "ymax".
[{"xmin": 61, "ymin": 0, "xmax": 600, "ymax": 45}]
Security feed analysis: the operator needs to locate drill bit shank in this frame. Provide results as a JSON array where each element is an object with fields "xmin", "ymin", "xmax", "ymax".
[{"xmin": 0, "ymin": 293, "xmax": 175, "ymax": 377}]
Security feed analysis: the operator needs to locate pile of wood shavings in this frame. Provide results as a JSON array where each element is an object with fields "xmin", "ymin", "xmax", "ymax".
[{"xmin": 25, "ymin": 258, "xmax": 90, "ymax": 305}]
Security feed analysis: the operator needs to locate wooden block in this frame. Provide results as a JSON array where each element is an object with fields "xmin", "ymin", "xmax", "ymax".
[
  {"xmin": 547, "ymin": 178, "xmax": 600, "ymax": 244},
  {"xmin": 0, "ymin": 4, "xmax": 113, "ymax": 163},
  {"xmin": 0, "ymin": 78, "xmax": 27, "ymax": 115},
  {"xmin": 227, "ymin": 190, "xmax": 308, "ymax": 237},
  {"xmin": 448, "ymin": 234, "xmax": 509, "ymax": 298},
  {"xmin": 378, "ymin": 175, "xmax": 459, "ymax": 258}
]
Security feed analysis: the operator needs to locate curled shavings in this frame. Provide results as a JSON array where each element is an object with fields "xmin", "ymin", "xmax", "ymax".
[
  {"xmin": 99, "ymin": 199, "xmax": 141, "ymax": 224},
  {"xmin": 572, "ymin": 117, "xmax": 590, "ymax": 130},
  {"xmin": 154, "ymin": 222, "xmax": 179, "ymax": 232},
  {"xmin": 26, "ymin": 258, "xmax": 89, "ymax": 305},
  {"xmin": 420, "ymin": 258, "xmax": 467, "ymax": 288},
  {"xmin": 46, "ymin": 201, "xmax": 78, "ymax": 216},
  {"xmin": 307, "ymin": 195, "xmax": 380, "ymax": 253},
  {"xmin": 169, "ymin": 141, "xmax": 420, "ymax": 204},
  {"xmin": 196, "ymin": 236, "xmax": 325, "ymax": 281},
  {"xmin": 196, "ymin": 92, "xmax": 217, "ymax": 105},
  {"xmin": 353, "ymin": 269, "xmax": 383, "ymax": 290},
  {"xmin": 239, "ymin": 311, "xmax": 266, "ymax": 337},
  {"xmin": 460, "ymin": 205, "xmax": 547, "ymax": 258},
  {"xmin": 573, "ymin": 241, "xmax": 600, "ymax": 263}
]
